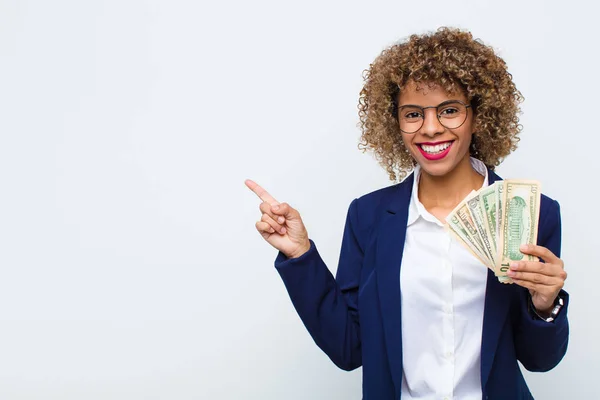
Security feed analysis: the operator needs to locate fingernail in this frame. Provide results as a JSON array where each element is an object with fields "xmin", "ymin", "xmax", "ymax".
[
  {"xmin": 278, "ymin": 216, "xmax": 285, "ymax": 224},
  {"xmin": 507, "ymin": 270, "xmax": 516, "ymax": 277},
  {"xmin": 520, "ymin": 244, "xmax": 529, "ymax": 251},
  {"xmin": 269, "ymin": 228, "xmax": 275, "ymax": 233},
  {"xmin": 272, "ymin": 205, "xmax": 279, "ymax": 211},
  {"xmin": 510, "ymin": 262, "xmax": 518, "ymax": 269},
  {"xmin": 280, "ymin": 227, "xmax": 286, "ymax": 234}
]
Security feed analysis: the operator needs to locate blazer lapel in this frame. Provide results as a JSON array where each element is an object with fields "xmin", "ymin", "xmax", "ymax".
[
  {"xmin": 374, "ymin": 168, "xmax": 509, "ymax": 393},
  {"xmin": 480, "ymin": 269, "xmax": 512, "ymax": 388},
  {"xmin": 375, "ymin": 173, "xmax": 414, "ymax": 396},
  {"xmin": 480, "ymin": 169, "xmax": 511, "ymax": 388}
]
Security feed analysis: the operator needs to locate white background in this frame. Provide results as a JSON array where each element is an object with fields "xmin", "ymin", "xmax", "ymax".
[{"xmin": 0, "ymin": 0, "xmax": 597, "ymax": 398}]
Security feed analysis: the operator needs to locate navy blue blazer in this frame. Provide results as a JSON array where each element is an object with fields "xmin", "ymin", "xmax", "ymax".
[{"xmin": 274, "ymin": 169, "xmax": 569, "ymax": 399}]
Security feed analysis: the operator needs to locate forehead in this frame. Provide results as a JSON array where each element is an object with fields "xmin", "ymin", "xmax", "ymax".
[{"xmin": 397, "ymin": 80, "xmax": 467, "ymax": 106}]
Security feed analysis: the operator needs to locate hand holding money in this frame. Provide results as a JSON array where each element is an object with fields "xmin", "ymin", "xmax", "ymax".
[
  {"xmin": 508, "ymin": 243, "xmax": 567, "ymax": 314},
  {"xmin": 445, "ymin": 178, "xmax": 567, "ymax": 312}
]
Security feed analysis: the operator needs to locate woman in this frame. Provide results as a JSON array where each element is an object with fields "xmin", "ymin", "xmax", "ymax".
[{"xmin": 246, "ymin": 27, "xmax": 568, "ymax": 399}]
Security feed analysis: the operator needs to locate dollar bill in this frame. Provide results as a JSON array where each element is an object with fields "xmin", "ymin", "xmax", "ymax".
[
  {"xmin": 496, "ymin": 180, "xmax": 542, "ymax": 283},
  {"xmin": 455, "ymin": 201, "xmax": 494, "ymax": 266},
  {"xmin": 444, "ymin": 179, "xmax": 542, "ymax": 284},
  {"xmin": 496, "ymin": 181, "xmax": 504, "ymax": 245},
  {"xmin": 467, "ymin": 193, "xmax": 497, "ymax": 268},
  {"xmin": 445, "ymin": 214, "xmax": 490, "ymax": 266},
  {"xmin": 478, "ymin": 184, "xmax": 498, "ymax": 272}
]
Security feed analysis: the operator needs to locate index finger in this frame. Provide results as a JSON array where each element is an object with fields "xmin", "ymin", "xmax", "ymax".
[
  {"xmin": 245, "ymin": 179, "xmax": 280, "ymax": 205},
  {"xmin": 520, "ymin": 244, "xmax": 560, "ymax": 264}
]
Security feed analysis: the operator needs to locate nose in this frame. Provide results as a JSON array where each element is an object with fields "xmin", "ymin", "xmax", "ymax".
[{"xmin": 419, "ymin": 108, "xmax": 445, "ymax": 137}]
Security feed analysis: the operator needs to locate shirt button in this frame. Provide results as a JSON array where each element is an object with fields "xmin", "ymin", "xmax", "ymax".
[{"xmin": 446, "ymin": 351, "xmax": 454, "ymax": 359}]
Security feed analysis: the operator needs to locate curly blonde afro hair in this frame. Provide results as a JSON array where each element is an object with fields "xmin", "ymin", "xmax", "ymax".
[{"xmin": 358, "ymin": 27, "xmax": 524, "ymax": 182}]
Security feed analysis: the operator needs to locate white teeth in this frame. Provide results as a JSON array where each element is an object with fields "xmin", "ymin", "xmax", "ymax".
[{"xmin": 421, "ymin": 142, "xmax": 451, "ymax": 154}]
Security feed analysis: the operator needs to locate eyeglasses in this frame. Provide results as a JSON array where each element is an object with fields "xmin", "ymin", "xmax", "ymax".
[{"xmin": 396, "ymin": 100, "xmax": 471, "ymax": 134}]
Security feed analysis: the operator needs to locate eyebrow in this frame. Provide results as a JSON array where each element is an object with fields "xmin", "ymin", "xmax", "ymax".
[{"xmin": 397, "ymin": 99, "xmax": 463, "ymax": 108}]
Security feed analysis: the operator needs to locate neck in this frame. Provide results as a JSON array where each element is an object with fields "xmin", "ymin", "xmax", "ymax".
[{"xmin": 418, "ymin": 156, "xmax": 485, "ymax": 212}]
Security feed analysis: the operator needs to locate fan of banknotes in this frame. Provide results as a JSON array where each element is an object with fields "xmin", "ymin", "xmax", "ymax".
[{"xmin": 445, "ymin": 180, "xmax": 542, "ymax": 284}]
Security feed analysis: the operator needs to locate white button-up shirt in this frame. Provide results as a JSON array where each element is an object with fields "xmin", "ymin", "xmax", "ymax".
[{"xmin": 400, "ymin": 158, "xmax": 489, "ymax": 400}]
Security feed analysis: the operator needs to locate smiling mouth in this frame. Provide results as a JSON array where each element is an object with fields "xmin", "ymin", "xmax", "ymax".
[{"xmin": 417, "ymin": 140, "xmax": 454, "ymax": 155}]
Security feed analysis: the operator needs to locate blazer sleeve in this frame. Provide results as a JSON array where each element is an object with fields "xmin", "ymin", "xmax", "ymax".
[
  {"xmin": 273, "ymin": 198, "xmax": 363, "ymax": 371},
  {"xmin": 514, "ymin": 199, "xmax": 570, "ymax": 372}
]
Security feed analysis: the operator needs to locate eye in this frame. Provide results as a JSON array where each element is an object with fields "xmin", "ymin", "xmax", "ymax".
[
  {"xmin": 403, "ymin": 110, "xmax": 423, "ymax": 120},
  {"xmin": 439, "ymin": 107, "xmax": 459, "ymax": 116},
  {"xmin": 438, "ymin": 102, "xmax": 467, "ymax": 118}
]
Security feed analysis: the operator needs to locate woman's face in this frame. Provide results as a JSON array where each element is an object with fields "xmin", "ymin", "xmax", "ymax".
[{"xmin": 397, "ymin": 80, "xmax": 475, "ymax": 177}]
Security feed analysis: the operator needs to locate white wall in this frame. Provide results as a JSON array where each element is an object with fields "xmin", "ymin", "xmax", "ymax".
[{"xmin": 0, "ymin": 0, "xmax": 597, "ymax": 398}]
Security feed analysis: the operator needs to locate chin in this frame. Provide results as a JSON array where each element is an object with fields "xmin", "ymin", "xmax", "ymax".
[{"xmin": 418, "ymin": 162, "xmax": 456, "ymax": 177}]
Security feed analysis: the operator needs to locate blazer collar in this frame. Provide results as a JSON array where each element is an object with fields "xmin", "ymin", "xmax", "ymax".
[
  {"xmin": 376, "ymin": 173, "xmax": 413, "ymax": 398},
  {"xmin": 376, "ymin": 167, "xmax": 507, "ymax": 395},
  {"xmin": 479, "ymin": 168, "xmax": 510, "ymax": 389}
]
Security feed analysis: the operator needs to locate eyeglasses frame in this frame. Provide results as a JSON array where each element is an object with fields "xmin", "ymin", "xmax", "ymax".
[{"xmin": 396, "ymin": 99, "xmax": 472, "ymax": 134}]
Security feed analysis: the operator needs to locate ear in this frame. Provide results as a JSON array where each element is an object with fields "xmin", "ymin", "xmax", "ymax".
[
  {"xmin": 469, "ymin": 95, "xmax": 481, "ymax": 133},
  {"xmin": 469, "ymin": 107, "xmax": 478, "ymax": 134},
  {"xmin": 399, "ymin": 130, "xmax": 411, "ymax": 149}
]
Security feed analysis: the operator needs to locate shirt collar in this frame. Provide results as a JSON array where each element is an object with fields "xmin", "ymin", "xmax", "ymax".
[{"xmin": 407, "ymin": 157, "xmax": 489, "ymax": 227}]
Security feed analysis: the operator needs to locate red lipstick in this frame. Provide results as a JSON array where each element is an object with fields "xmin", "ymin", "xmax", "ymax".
[{"xmin": 417, "ymin": 141, "xmax": 453, "ymax": 161}]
